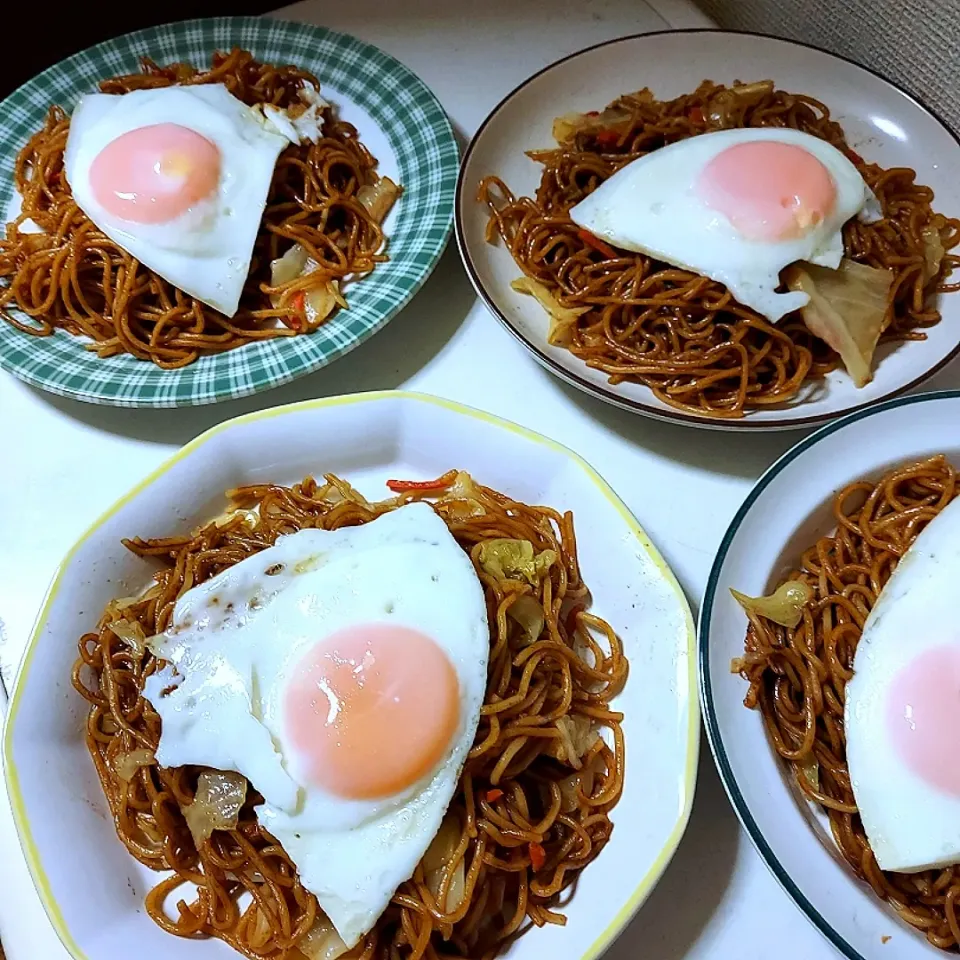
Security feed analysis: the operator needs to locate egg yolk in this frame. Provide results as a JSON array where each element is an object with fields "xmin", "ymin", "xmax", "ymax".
[
  {"xmin": 886, "ymin": 645, "xmax": 960, "ymax": 797},
  {"xmin": 284, "ymin": 624, "xmax": 461, "ymax": 799},
  {"xmin": 696, "ymin": 140, "xmax": 837, "ymax": 242},
  {"xmin": 89, "ymin": 123, "xmax": 221, "ymax": 224}
]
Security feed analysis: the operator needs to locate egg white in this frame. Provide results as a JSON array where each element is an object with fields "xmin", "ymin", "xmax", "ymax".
[
  {"xmin": 64, "ymin": 83, "xmax": 309, "ymax": 317},
  {"xmin": 846, "ymin": 494, "xmax": 960, "ymax": 872},
  {"xmin": 569, "ymin": 127, "xmax": 881, "ymax": 323},
  {"xmin": 143, "ymin": 502, "xmax": 489, "ymax": 946}
]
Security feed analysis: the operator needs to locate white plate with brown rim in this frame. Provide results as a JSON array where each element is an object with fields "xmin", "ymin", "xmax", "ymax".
[{"xmin": 456, "ymin": 30, "xmax": 960, "ymax": 432}]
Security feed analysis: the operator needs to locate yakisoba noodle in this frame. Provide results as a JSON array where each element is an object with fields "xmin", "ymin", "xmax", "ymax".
[
  {"xmin": 0, "ymin": 49, "xmax": 399, "ymax": 368},
  {"xmin": 479, "ymin": 81, "xmax": 960, "ymax": 418},
  {"xmin": 736, "ymin": 455, "xmax": 960, "ymax": 949},
  {"xmin": 73, "ymin": 472, "xmax": 626, "ymax": 959}
]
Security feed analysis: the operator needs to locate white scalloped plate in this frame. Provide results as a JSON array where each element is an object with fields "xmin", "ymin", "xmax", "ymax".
[{"xmin": 3, "ymin": 391, "xmax": 696, "ymax": 960}]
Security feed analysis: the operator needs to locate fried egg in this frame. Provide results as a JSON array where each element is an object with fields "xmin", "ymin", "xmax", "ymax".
[
  {"xmin": 142, "ymin": 503, "xmax": 489, "ymax": 946},
  {"xmin": 569, "ymin": 127, "xmax": 882, "ymax": 323},
  {"xmin": 64, "ymin": 83, "xmax": 324, "ymax": 316},
  {"xmin": 846, "ymin": 494, "xmax": 960, "ymax": 872}
]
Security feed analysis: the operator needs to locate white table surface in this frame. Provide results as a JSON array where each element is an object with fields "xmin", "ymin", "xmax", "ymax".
[{"xmin": 6, "ymin": 1, "xmax": 950, "ymax": 957}]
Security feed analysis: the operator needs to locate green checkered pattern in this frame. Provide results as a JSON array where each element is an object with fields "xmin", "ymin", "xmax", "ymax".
[{"xmin": 0, "ymin": 17, "xmax": 459, "ymax": 407}]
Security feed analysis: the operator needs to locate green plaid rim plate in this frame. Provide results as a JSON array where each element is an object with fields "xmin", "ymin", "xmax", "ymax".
[{"xmin": 0, "ymin": 17, "xmax": 459, "ymax": 407}]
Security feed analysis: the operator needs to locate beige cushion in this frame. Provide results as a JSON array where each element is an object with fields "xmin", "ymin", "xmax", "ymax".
[{"xmin": 696, "ymin": 0, "xmax": 959, "ymax": 134}]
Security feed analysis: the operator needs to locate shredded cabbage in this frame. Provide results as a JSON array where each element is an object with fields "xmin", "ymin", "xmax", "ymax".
[
  {"xmin": 706, "ymin": 80, "xmax": 774, "ymax": 127},
  {"xmin": 258, "ymin": 83, "xmax": 328, "ymax": 144},
  {"xmin": 477, "ymin": 539, "xmax": 556, "ymax": 584},
  {"xmin": 784, "ymin": 259, "xmax": 893, "ymax": 388},
  {"xmin": 551, "ymin": 104, "xmax": 633, "ymax": 143},
  {"xmin": 106, "ymin": 618, "xmax": 147, "ymax": 657},
  {"xmin": 112, "ymin": 748, "xmax": 155, "ymax": 782},
  {"xmin": 730, "ymin": 580, "xmax": 813, "ymax": 629},
  {"xmin": 548, "ymin": 715, "xmax": 600, "ymax": 767},
  {"xmin": 183, "ymin": 770, "xmax": 247, "ymax": 846},
  {"xmin": 510, "ymin": 276, "xmax": 588, "ymax": 346}
]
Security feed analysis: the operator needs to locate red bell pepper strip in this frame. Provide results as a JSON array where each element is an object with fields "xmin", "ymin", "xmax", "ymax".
[
  {"xmin": 386, "ymin": 469, "xmax": 458, "ymax": 493},
  {"xmin": 577, "ymin": 229, "xmax": 618, "ymax": 259},
  {"xmin": 529, "ymin": 842, "xmax": 546, "ymax": 871}
]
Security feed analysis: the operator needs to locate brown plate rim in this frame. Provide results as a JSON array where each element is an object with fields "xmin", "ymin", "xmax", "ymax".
[{"xmin": 454, "ymin": 27, "xmax": 960, "ymax": 432}]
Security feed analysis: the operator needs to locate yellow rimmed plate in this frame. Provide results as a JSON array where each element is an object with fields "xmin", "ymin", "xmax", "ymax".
[{"xmin": 2, "ymin": 390, "xmax": 696, "ymax": 960}]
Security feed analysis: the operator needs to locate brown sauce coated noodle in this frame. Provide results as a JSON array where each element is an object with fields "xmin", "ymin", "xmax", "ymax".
[
  {"xmin": 0, "ymin": 50, "xmax": 397, "ymax": 367},
  {"xmin": 737, "ymin": 455, "xmax": 960, "ymax": 949},
  {"xmin": 479, "ymin": 82, "xmax": 960, "ymax": 418},
  {"xmin": 73, "ymin": 473, "xmax": 627, "ymax": 959}
]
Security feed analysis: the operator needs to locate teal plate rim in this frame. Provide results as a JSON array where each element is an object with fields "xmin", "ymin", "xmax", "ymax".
[
  {"xmin": 0, "ymin": 16, "xmax": 459, "ymax": 408},
  {"xmin": 699, "ymin": 388, "xmax": 960, "ymax": 959}
]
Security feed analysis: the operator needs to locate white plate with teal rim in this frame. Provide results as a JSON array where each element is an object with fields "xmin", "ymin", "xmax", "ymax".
[
  {"xmin": 701, "ymin": 390, "xmax": 960, "ymax": 958},
  {"xmin": 0, "ymin": 18, "xmax": 458, "ymax": 407},
  {"xmin": 3, "ymin": 390, "xmax": 697, "ymax": 960}
]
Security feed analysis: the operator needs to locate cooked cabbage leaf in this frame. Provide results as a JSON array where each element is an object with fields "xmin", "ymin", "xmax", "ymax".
[
  {"xmin": 922, "ymin": 216, "xmax": 949, "ymax": 284},
  {"xmin": 478, "ymin": 538, "xmax": 556, "ymax": 584},
  {"xmin": 183, "ymin": 770, "xmax": 247, "ymax": 847},
  {"xmin": 730, "ymin": 580, "xmax": 813, "ymax": 629},
  {"xmin": 510, "ymin": 276, "xmax": 588, "ymax": 346},
  {"xmin": 784, "ymin": 259, "xmax": 893, "ymax": 388}
]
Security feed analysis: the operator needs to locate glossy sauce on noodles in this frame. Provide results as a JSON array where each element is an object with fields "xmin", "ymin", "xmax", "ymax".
[
  {"xmin": 0, "ymin": 50, "xmax": 396, "ymax": 368},
  {"xmin": 73, "ymin": 474, "xmax": 627, "ymax": 960},
  {"xmin": 737, "ymin": 456, "xmax": 960, "ymax": 949},
  {"xmin": 479, "ymin": 81, "xmax": 960, "ymax": 418}
]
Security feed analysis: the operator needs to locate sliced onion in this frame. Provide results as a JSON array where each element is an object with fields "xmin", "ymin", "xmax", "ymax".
[
  {"xmin": 105, "ymin": 583, "xmax": 161, "ymax": 616},
  {"xmin": 423, "ymin": 815, "xmax": 466, "ymax": 913},
  {"xmin": 799, "ymin": 756, "xmax": 820, "ymax": 792},
  {"xmin": 324, "ymin": 474, "xmax": 369, "ymax": 506},
  {"xmin": 183, "ymin": 770, "xmax": 247, "ymax": 847},
  {"xmin": 922, "ymin": 219, "xmax": 947, "ymax": 283},
  {"xmin": 248, "ymin": 905, "xmax": 273, "ymax": 952},
  {"xmin": 706, "ymin": 80, "xmax": 774, "ymax": 126},
  {"xmin": 558, "ymin": 753, "xmax": 602, "ymax": 812},
  {"xmin": 270, "ymin": 243, "xmax": 309, "ymax": 288},
  {"xmin": 447, "ymin": 471, "xmax": 480, "ymax": 501},
  {"xmin": 112, "ymin": 748, "xmax": 155, "ymax": 782},
  {"xmin": 357, "ymin": 176, "xmax": 400, "ymax": 224},
  {"xmin": 551, "ymin": 106, "xmax": 632, "ymax": 143},
  {"xmin": 438, "ymin": 471, "xmax": 486, "ymax": 520},
  {"xmin": 305, "ymin": 280, "xmax": 343, "ymax": 325},
  {"xmin": 507, "ymin": 594, "xmax": 545, "ymax": 646},
  {"xmin": 295, "ymin": 916, "xmax": 351, "ymax": 959},
  {"xmin": 730, "ymin": 580, "xmax": 814, "ymax": 629},
  {"xmin": 443, "ymin": 498, "xmax": 485, "ymax": 521}
]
